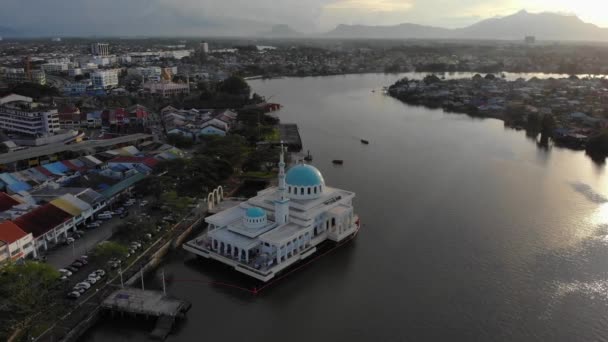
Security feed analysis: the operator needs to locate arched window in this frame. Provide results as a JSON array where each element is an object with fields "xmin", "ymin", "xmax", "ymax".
[
  {"xmin": 307, "ymin": 187, "xmax": 311, "ymax": 195},
  {"xmin": 313, "ymin": 187, "xmax": 317, "ymax": 194},
  {"xmin": 300, "ymin": 187, "xmax": 304, "ymax": 195}
]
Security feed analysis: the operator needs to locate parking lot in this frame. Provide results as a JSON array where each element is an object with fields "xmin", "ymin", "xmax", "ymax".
[{"xmin": 46, "ymin": 197, "xmax": 150, "ymax": 269}]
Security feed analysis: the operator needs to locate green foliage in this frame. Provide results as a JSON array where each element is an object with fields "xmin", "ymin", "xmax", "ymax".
[
  {"xmin": 92, "ymin": 241, "xmax": 128, "ymax": 262},
  {"xmin": 423, "ymin": 74, "xmax": 441, "ymax": 85},
  {"xmin": 217, "ymin": 75, "xmax": 251, "ymax": 97},
  {"xmin": 167, "ymin": 133, "xmax": 194, "ymax": 149},
  {"xmin": 6, "ymin": 83, "xmax": 60, "ymax": 99},
  {"xmin": 243, "ymin": 146, "xmax": 278, "ymax": 173},
  {"xmin": 116, "ymin": 218, "xmax": 156, "ymax": 241},
  {"xmin": 197, "ymin": 135, "xmax": 249, "ymax": 166},
  {"xmin": 541, "ymin": 114, "xmax": 556, "ymax": 137},
  {"xmin": 586, "ymin": 130, "xmax": 608, "ymax": 158},
  {"xmin": 155, "ymin": 156, "xmax": 233, "ymax": 198},
  {"xmin": 0, "ymin": 261, "xmax": 60, "ymax": 330},
  {"xmin": 160, "ymin": 191, "xmax": 192, "ymax": 215}
]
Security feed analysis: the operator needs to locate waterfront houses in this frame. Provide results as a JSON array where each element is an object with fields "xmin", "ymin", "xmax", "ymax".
[{"xmin": 389, "ymin": 75, "xmax": 608, "ymax": 148}]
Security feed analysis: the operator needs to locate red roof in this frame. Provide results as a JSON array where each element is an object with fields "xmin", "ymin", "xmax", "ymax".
[
  {"xmin": 14, "ymin": 204, "xmax": 72, "ymax": 238},
  {"xmin": 0, "ymin": 192, "xmax": 20, "ymax": 212},
  {"xmin": 35, "ymin": 166, "xmax": 53, "ymax": 177},
  {"xmin": 108, "ymin": 156, "xmax": 158, "ymax": 168},
  {"xmin": 61, "ymin": 160, "xmax": 86, "ymax": 172},
  {"xmin": 0, "ymin": 221, "xmax": 28, "ymax": 244}
]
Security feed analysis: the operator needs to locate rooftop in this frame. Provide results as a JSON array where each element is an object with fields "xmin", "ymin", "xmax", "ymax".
[
  {"xmin": 0, "ymin": 221, "xmax": 29, "ymax": 244},
  {"xmin": 14, "ymin": 203, "xmax": 72, "ymax": 238}
]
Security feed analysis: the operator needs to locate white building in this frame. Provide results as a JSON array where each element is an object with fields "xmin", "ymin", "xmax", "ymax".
[
  {"xmin": 0, "ymin": 94, "xmax": 60, "ymax": 137},
  {"xmin": 1, "ymin": 68, "xmax": 46, "ymax": 85},
  {"xmin": 92, "ymin": 42, "xmax": 110, "ymax": 56},
  {"xmin": 91, "ymin": 69, "xmax": 119, "ymax": 89},
  {"xmin": 41, "ymin": 63, "xmax": 69, "ymax": 73},
  {"xmin": 143, "ymin": 81, "xmax": 190, "ymax": 98},
  {"xmin": 184, "ymin": 147, "xmax": 360, "ymax": 281},
  {"xmin": 0, "ymin": 221, "xmax": 36, "ymax": 262},
  {"xmin": 129, "ymin": 66, "xmax": 162, "ymax": 82},
  {"xmin": 200, "ymin": 41, "xmax": 209, "ymax": 54}
]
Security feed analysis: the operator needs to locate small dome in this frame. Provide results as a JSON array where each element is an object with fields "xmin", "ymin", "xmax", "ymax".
[
  {"xmin": 286, "ymin": 164, "xmax": 325, "ymax": 187},
  {"xmin": 246, "ymin": 207, "xmax": 266, "ymax": 218}
]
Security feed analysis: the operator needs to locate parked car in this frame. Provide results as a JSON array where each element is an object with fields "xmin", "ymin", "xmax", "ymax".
[
  {"xmin": 131, "ymin": 241, "xmax": 142, "ymax": 248},
  {"xmin": 75, "ymin": 282, "xmax": 91, "ymax": 289},
  {"xmin": 97, "ymin": 213, "xmax": 112, "ymax": 220},
  {"xmin": 66, "ymin": 291, "xmax": 81, "ymax": 299},
  {"xmin": 75, "ymin": 229, "xmax": 85, "ymax": 235},
  {"xmin": 77, "ymin": 258, "xmax": 88, "ymax": 265},
  {"xmin": 71, "ymin": 261, "xmax": 83, "ymax": 268},
  {"xmin": 58, "ymin": 269, "xmax": 72, "ymax": 277},
  {"xmin": 66, "ymin": 266, "xmax": 79, "ymax": 273},
  {"xmin": 144, "ymin": 233, "xmax": 152, "ymax": 240},
  {"xmin": 86, "ymin": 223, "xmax": 99, "ymax": 229},
  {"xmin": 120, "ymin": 211, "xmax": 129, "ymax": 219},
  {"xmin": 64, "ymin": 237, "xmax": 75, "ymax": 245},
  {"xmin": 72, "ymin": 287, "xmax": 86, "ymax": 294},
  {"xmin": 139, "ymin": 201, "xmax": 148, "ymax": 208},
  {"xmin": 86, "ymin": 277, "xmax": 97, "ymax": 285},
  {"xmin": 95, "ymin": 269, "xmax": 106, "ymax": 277}
]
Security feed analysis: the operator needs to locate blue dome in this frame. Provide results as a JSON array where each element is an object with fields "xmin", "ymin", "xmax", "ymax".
[
  {"xmin": 246, "ymin": 207, "xmax": 266, "ymax": 218},
  {"xmin": 286, "ymin": 164, "xmax": 324, "ymax": 187}
]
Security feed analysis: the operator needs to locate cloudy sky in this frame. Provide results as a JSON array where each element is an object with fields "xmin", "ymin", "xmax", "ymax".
[{"xmin": 1, "ymin": 0, "xmax": 607, "ymax": 35}]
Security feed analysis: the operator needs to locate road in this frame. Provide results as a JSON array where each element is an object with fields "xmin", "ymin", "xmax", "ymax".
[{"xmin": 45, "ymin": 215, "xmax": 124, "ymax": 269}]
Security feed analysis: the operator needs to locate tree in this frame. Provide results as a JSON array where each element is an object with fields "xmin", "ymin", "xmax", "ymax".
[
  {"xmin": 423, "ymin": 74, "xmax": 441, "ymax": 85},
  {"xmin": 0, "ymin": 261, "xmax": 60, "ymax": 333},
  {"xmin": 586, "ymin": 130, "xmax": 608, "ymax": 159},
  {"xmin": 167, "ymin": 133, "xmax": 194, "ymax": 149},
  {"xmin": 541, "ymin": 114, "xmax": 556, "ymax": 138},
  {"xmin": 217, "ymin": 75, "xmax": 251, "ymax": 97},
  {"xmin": 92, "ymin": 241, "xmax": 128, "ymax": 262},
  {"xmin": 160, "ymin": 191, "xmax": 192, "ymax": 216}
]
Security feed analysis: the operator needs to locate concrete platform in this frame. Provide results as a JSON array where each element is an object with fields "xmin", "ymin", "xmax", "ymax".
[{"xmin": 101, "ymin": 288, "xmax": 190, "ymax": 318}]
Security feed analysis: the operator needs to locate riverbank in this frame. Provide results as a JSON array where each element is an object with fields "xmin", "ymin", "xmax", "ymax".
[
  {"xmin": 387, "ymin": 74, "xmax": 608, "ymax": 159},
  {"xmin": 32, "ymin": 206, "xmax": 206, "ymax": 342}
]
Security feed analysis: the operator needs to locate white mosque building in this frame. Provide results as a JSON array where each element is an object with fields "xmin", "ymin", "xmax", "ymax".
[{"xmin": 183, "ymin": 147, "xmax": 360, "ymax": 282}]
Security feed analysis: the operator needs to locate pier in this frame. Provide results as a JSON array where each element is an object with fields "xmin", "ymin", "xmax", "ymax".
[
  {"xmin": 101, "ymin": 288, "xmax": 191, "ymax": 340},
  {"xmin": 279, "ymin": 124, "xmax": 303, "ymax": 151}
]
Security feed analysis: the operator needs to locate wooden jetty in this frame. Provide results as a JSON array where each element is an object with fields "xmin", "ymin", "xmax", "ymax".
[
  {"xmin": 278, "ymin": 124, "xmax": 303, "ymax": 151},
  {"xmin": 101, "ymin": 288, "xmax": 191, "ymax": 340}
]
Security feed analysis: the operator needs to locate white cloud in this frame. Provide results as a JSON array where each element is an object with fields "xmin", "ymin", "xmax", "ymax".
[{"xmin": 1, "ymin": 0, "xmax": 607, "ymax": 35}]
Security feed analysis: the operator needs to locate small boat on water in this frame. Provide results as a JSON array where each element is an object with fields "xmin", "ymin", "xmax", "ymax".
[
  {"xmin": 332, "ymin": 160, "xmax": 344, "ymax": 165},
  {"xmin": 360, "ymin": 139, "xmax": 369, "ymax": 145}
]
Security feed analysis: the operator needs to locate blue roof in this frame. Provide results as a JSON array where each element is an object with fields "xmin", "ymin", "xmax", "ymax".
[
  {"xmin": 285, "ymin": 164, "xmax": 324, "ymax": 187},
  {"xmin": 246, "ymin": 207, "xmax": 266, "ymax": 218},
  {"xmin": 8, "ymin": 182, "xmax": 31, "ymax": 193}
]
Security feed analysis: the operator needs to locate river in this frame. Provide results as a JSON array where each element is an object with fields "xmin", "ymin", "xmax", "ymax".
[{"xmin": 84, "ymin": 73, "xmax": 608, "ymax": 342}]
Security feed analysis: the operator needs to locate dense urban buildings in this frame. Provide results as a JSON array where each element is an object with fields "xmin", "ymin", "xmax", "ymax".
[
  {"xmin": 91, "ymin": 42, "xmax": 110, "ymax": 56},
  {"xmin": 0, "ymin": 94, "xmax": 59, "ymax": 137}
]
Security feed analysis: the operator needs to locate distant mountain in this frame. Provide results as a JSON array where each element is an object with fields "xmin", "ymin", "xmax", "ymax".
[
  {"xmin": 455, "ymin": 10, "xmax": 608, "ymax": 40},
  {"xmin": 327, "ymin": 23, "xmax": 450, "ymax": 39},
  {"xmin": 259, "ymin": 24, "xmax": 302, "ymax": 38},
  {"xmin": 325, "ymin": 10, "xmax": 608, "ymax": 41}
]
